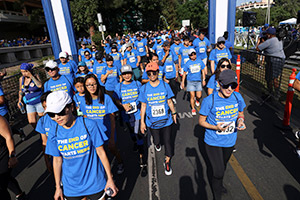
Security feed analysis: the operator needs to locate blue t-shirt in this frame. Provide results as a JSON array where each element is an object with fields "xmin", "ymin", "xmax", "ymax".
[
  {"xmin": 35, "ymin": 114, "xmax": 56, "ymax": 136},
  {"xmin": 179, "ymin": 45, "xmax": 193, "ymax": 66},
  {"xmin": 152, "ymin": 42, "xmax": 163, "ymax": 55},
  {"xmin": 110, "ymin": 52, "xmax": 122, "ymax": 69},
  {"xmin": 68, "ymin": 59, "xmax": 78, "ymax": 73},
  {"xmin": 73, "ymin": 93, "xmax": 85, "ymax": 108},
  {"xmin": 45, "ymin": 117, "xmax": 108, "ymax": 197},
  {"xmin": 209, "ymin": 48, "xmax": 232, "ymax": 69},
  {"xmin": 134, "ymin": 39, "xmax": 147, "ymax": 56},
  {"xmin": 207, "ymin": 74, "xmax": 220, "ymax": 92},
  {"xmin": 123, "ymin": 49, "xmax": 139, "ymax": 69},
  {"xmin": 0, "ymin": 86, "xmax": 8, "ymax": 116},
  {"xmin": 170, "ymin": 43, "xmax": 183, "ymax": 56},
  {"xmin": 75, "ymin": 71, "xmax": 93, "ymax": 78},
  {"xmin": 91, "ymin": 51, "xmax": 98, "ymax": 59},
  {"xmin": 58, "ymin": 62, "xmax": 75, "ymax": 77},
  {"xmin": 199, "ymin": 91, "xmax": 246, "ymax": 147},
  {"xmin": 142, "ymin": 65, "xmax": 164, "ymax": 81},
  {"xmin": 138, "ymin": 81, "xmax": 174, "ymax": 129},
  {"xmin": 183, "ymin": 58, "xmax": 205, "ymax": 81},
  {"xmin": 79, "ymin": 94, "xmax": 118, "ymax": 138},
  {"xmin": 104, "ymin": 43, "xmax": 111, "ymax": 54},
  {"xmin": 159, "ymin": 51, "xmax": 178, "ymax": 79},
  {"xmin": 101, "ymin": 65, "xmax": 120, "ymax": 91},
  {"xmin": 78, "ymin": 48, "xmax": 91, "ymax": 60},
  {"xmin": 193, "ymin": 37, "xmax": 211, "ymax": 59},
  {"xmin": 44, "ymin": 75, "xmax": 74, "ymax": 97},
  {"xmin": 114, "ymin": 81, "xmax": 142, "ymax": 120},
  {"xmin": 83, "ymin": 57, "xmax": 96, "ymax": 70}
]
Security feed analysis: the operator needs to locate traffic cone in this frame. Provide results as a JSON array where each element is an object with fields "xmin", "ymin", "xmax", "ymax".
[
  {"xmin": 283, "ymin": 68, "xmax": 297, "ymax": 126},
  {"xmin": 235, "ymin": 55, "xmax": 241, "ymax": 92}
]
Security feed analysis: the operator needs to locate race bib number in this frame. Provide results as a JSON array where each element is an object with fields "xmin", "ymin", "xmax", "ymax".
[
  {"xmin": 151, "ymin": 104, "xmax": 166, "ymax": 117},
  {"xmin": 190, "ymin": 65, "xmax": 200, "ymax": 73},
  {"xmin": 166, "ymin": 65, "xmax": 173, "ymax": 72},
  {"xmin": 184, "ymin": 58, "xmax": 189, "ymax": 64},
  {"xmin": 199, "ymin": 48, "xmax": 205, "ymax": 53},
  {"xmin": 216, "ymin": 121, "xmax": 235, "ymax": 135},
  {"xmin": 139, "ymin": 48, "xmax": 144, "ymax": 53},
  {"xmin": 126, "ymin": 102, "xmax": 137, "ymax": 114},
  {"xmin": 129, "ymin": 57, "xmax": 136, "ymax": 63}
]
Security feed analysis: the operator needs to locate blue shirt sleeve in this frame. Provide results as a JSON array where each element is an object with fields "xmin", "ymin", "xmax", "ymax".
[
  {"xmin": 199, "ymin": 95, "xmax": 213, "ymax": 115},
  {"xmin": 235, "ymin": 92, "xmax": 246, "ymax": 111},
  {"xmin": 0, "ymin": 87, "xmax": 4, "ymax": 96},
  {"xmin": 165, "ymin": 82, "xmax": 174, "ymax": 99},
  {"xmin": 209, "ymin": 49, "xmax": 216, "ymax": 61},
  {"xmin": 207, "ymin": 75, "xmax": 216, "ymax": 89},
  {"xmin": 138, "ymin": 85, "xmax": 146, "ymax": 103},
  {"xmin": 45, "ymin": 130, "xmax": 61, "ymax": 157},
  {"xmin": 35, "ymin": 117, "xmax": 45, "ymax": 134}
]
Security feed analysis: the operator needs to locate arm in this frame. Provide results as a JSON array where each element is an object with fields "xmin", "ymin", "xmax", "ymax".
[
  {"xmin": 137, "ymin": 56, "xmax": 141, "ymax": 67},
  {"xmin": 198, "ymin": 115, "xmax": 226, "ymax": 132},
  {"xmin": 18, "ymin": 77, "xmax": 23, "ymax": 108},
  {"xmin": 293, "ymin": 79, "xmax": 300, "ymax": 91},
  {"xmin": 178, "ymin": 54, "xmax": 182, "ymax": 70},
  {"xmin": 53, "ymin": 156, "xmax": 64, "ymax": 200},
  {"xmin": 0, "ymin": 95, "xmax": 5, "ymax": 106},
  {"xmin": 41, "ymin": 134, "xmax": 52, "ymax": 172},
  {"xmin": 101, "ymin": 70, "xmax": 113, "ymax": 83},
  {"xmin": 29, "ymin": 72, "xmax": 42, "ymax": 88},
  {"xmin": 167, "ymin": 99, "xmax": 177, "ymax": 124},
  {"xmin": 140, "ymin": 102, "xmax": 147, "ymax": 134},
  {"xmin": 210, "ymin": 60, "xmax": 215, "ymax": 74},
  {"xmin": 161, "ymin": 50, "xmax": 169, "ymax": 65},
  {"xmin": 181, "ymin": 72, "xmax": 187, "ymax": 89},
  {"xmin": 108, "ymin": 113, "xmax": 116, "ymax": 147},
  {"xmin": 236, "ymin": 111, "xmax": 246, "ymax": 130},
  {"xmin": 96, "ymin": 146, "xmax": 118, "ymax": 196},
  {"xmin": 78, "ymin": 55, "xmax": 82, "ymax": 62},
  {"xmin": 202, "ymin": 68, "xmax": 206, "ymax": 86}
]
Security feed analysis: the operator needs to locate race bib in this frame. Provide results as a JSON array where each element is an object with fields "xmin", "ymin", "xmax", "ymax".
[
  {"xmin": 166, "ymin": 65, "xmax": 173, "ymax": 72},
  {"xmin": 199, "ymin": 48, "xmax": 205, "ymax": 53},
  {"xmin": 126, "ymin": 102, "xmax": 137, "ymax": 114},
  {"xmin": 216, "ymin": 121, "xmax": 235, "ymax": 135},
  {"xmin": 190, "ymin": 65, "xmax": 200, "ymax": 73},
  {"xmin": 129, "ymin": 57, "xmax": 136, "ymax": 63},
  {"xmin": 151, "ymin": 104, "xmax": 166, "ymax": 117},
  {"xmin": 184, "ymin": 58, "xmax": 189, "ymax": 64},
  {"xmin": 139, "ymin": 48, "xmax": 144, "ymax": 53}
]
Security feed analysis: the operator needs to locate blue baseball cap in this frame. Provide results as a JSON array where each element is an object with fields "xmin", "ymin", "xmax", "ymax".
[
  {"xmin": 20, "ymin": 63, "xmax": 33, "ymax": 71},
  {"xmin": 266, "ymin": 27, "xmax": 276, "ymax": 35},
  {"xmin": 78, "ymin": 61, "xmax": 86, "ymax": 67},
  {"xmin": 156, "ymin": 36, "xmax": 162, "ymax": 40},
  {"xmin": 264, "ymin": 24, "xmax": 269, "ymax": 28}
]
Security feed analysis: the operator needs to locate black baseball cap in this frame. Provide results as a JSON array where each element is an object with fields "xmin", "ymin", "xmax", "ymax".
[
  {"xmin": 162, "ymin": 41, "xmax": 170, "ymax": 47},
  {"xmin": 218, "ymin": 70, "xmax": 237, "ymax": 85}
]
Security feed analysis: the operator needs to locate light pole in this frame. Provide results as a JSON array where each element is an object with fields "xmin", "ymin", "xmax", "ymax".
[{"xmin": 97, "ymin": 13, "xmax": 105, "ymax": 41}]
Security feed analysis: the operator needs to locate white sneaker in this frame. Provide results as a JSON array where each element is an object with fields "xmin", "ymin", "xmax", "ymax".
[
  {"xmin": 296, "ymin": 149, "xmax": 300, "ymax": 158},
  {"xmin": 192, "ymin": 109, "xmax": 196, "ymax": 116},
  {"xmin": 155, "ymin": 144, "xmax": 161, "ymax": 152},
  {"xmin": 295, "ymin": 131, "xmax": 300, "ymax": 140},
  {"xmin": 163, "ymin": 159, "xmax": 172, "ymax": 176},
  {"xmin": 195, "ymin": 100, "xmax": 200, "ymax": 107}
]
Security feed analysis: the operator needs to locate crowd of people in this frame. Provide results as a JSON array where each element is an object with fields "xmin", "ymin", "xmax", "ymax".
[
  {"xmin": 0, "ymin": 36, "xmax": 50, "ymax": 48},
  {"xmin": 1, "ymin": 28, "xmax": 265, "ymax": 200}
]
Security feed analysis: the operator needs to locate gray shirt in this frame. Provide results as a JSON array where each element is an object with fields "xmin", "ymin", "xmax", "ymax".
[{"xmin": 258, "ymin": 37, "xmax": 285, "ymax": 59}]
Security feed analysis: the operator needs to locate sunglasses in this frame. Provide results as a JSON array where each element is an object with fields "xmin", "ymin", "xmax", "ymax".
[
  {"xmin": 147, "ymin": 71, "xmax": 158, "ymax": 76},
  {"xmin": 86, "ymin": 83, "xmax": 97, "ymax": 88},
  {"xmin": 84, "ymin": 54, "xmax": 90, "ymax": 56},
  {"xmin": 220, "ymin": 82, "xmax": 238, "ymax": 90},
  {"xmin": 45, "ymin": 67, "xmax": 57, "ymax": 72},
  {"xmin": 48, "ymin": 107, "xmax": 67, "ymax": 118},
  {"xmin": 218, "ymin": 42, "xmax": 225, "ymax": 45},
  {"xmin": 220, "ymin": 64, "xmax": 232, "ymax": 69}
]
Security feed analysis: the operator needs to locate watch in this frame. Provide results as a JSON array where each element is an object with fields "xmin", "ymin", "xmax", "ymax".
[{"xmin": 9, "ymin": 153, "xmax": 16, "ymax": 158}]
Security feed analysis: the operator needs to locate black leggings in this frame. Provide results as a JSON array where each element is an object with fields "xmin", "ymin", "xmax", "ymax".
[
  {"xmin": 0, "ymin": 171, "xmax": 11, "ymax": 200},
  {"xmin": 64, "ymin": 190, "xmax": 104, "ymax": 200},
  {"xmin": 205, "ymin": 144, "xmax": 234, "ymax": 200},
  {"xmin": 150, "ymin": 125, "xmax": 173, "ymax": 157},
  {"xmin": 167, "ymin": 78, "xmax": 178, "ymax": 99}
]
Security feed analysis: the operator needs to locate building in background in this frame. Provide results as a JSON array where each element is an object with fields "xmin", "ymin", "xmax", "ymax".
[{"xmin": 237, "ymin": 0, "xmax": 275, "ymax": 11}]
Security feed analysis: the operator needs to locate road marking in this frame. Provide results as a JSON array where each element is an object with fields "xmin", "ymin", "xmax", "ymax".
[
  {"xmin": 178, "ymin": 112, "xmax": 193, "ymax": 119},
  {"xmin": 229, "ymin": 155, "xmax": 264, "ymax": 200},
  {"xmin": 148, "ymin": 136, "xmax": 160, "ymax": 200}
]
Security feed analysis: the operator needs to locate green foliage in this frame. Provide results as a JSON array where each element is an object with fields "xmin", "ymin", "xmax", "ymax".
[{"xmin": 92, "ymin": 32, "xmax": 102, "ymax": 46}]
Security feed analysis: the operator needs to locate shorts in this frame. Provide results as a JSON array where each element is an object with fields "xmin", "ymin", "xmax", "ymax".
[
  {"xmin": 186, "ymin": 80, "xmax": 202, "ymax": 92},
  {"xmin": 140, "ymin": 55, "xmax": 148, "ymax": 63},
  {"xmin": 26, "ymin": 102, "xmax": 44, "ymax": 114},
  {"xmin": 265, "ymin": 57, "xmax": 284, "ymax": 81},
  {"xmin": 64, "ymin": 190, "xmax": 105, "ymax": 200},
  {"xmin": 202, "ymin": 58, "xmax": 207, "ymax": 65}
]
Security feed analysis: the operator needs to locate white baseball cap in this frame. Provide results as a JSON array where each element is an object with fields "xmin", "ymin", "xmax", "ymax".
[
  {"xmin": 59, "ymin": 52, "xmax": 68, "ymax": 58},
  {"xmin": 45, "ymin": 91, "xmax": 72, "ymax": 114},
  {"xmin": 188, "ymin": 48, "xmax": 196, "ymax": 56},
  {"xmin": 45, "ymin": 60, "xmax": 58, "ymax": 69}
]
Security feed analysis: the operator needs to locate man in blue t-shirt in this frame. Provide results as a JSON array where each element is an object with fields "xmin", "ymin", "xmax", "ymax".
[
  {"xmin": 134, "ymin": 34, "xmax": 148, "ymax": 71},
  {"xmin": 170, "ymin": 37, "xmax": 183, "ymax": 57},
  {"xmin": 123, "ymin": 43, "xmax": 141, "ymax": 80},
  {"xmin": 152, "ymin": 36, "xmax": 164, "ymax": 55},
  {"xmin": 178, "ymin": 36, "xmax": 193, "ymax": 74},
  {"xmin": 43, "ymin": 60, "xmax": 75, "ymax": 98},
  {"xmin": 193, "ymin": 32, "xmax": 212, "ymax": 75},
  {"xmin": 78, "ymin": 41, "xmax": 91, "ymax": 62},
  {"xmin": 58, "ymin": 52, "xmax": 75, "ymax": 78},
  {"xmin": 209, "ymin": 36, "xmax": 232, "ymax": 74}
]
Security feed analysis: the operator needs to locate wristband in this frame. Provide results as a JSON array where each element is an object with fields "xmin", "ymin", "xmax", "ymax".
[
  {"xmin": 9, "ymin": 153, "xmax": 16, "ymax": 158},
  {"xmin": 237, "ymin": 117, "xmax": 244, "ymax": 122},
  {"xmin": 172, "ymin": 112, "xmax": 177, "ymax": 115}
]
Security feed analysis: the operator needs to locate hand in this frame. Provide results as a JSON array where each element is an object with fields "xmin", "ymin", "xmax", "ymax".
[
  {"xmin": 165, "ymin": 50, "xmax": 169, "ymax": 57},
  {"xmin": 181, "ymin": 83, "xmax": 185, "ymax": 90},
  {"xmin": 237, "ymin": 121, "xmax": 246, "ymax": 131},
  {"xmin": 172, "ymin": 114, "xmax": 177, "ymax": 124},
  {"xmin": 54, "ymin": 187, "xmax": 64, "ymax": 200},
  {"xmin": 136, "ymin": 62, "xmax": 139, "ymax": 67},
  {"xmin": 216, "ymin": 123, "xmax": 226, "ymax": 132},
  {"xmin": 122, "ymin": 103, "xmax": 131, "ymax": 112},
  {"xmin": 202, "ymin": 80, "xmax": 206, "ymax": 87},
  {"xmin": 140, "ymin": 122, "xmax": 146, "ymax": 134},
  {"xmin": 8, "ymin": 157, "xmax": 18, "ymax": 168},
  {"xmin": 107, "ymin": 70, "xmax": 113, "ymax": 75},
  {"xmin": 27, "ymin": 70, "xmax": 33, "ymax": 78},
  {"xmin": 17, "ymin": 101, "xmax": 23, "ymax": 109},
  {"xmin": 105, "ymin": 178, "xmax": 119, "ymax": 197}
]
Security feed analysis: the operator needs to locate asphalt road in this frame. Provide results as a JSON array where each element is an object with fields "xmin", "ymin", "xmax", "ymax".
[{"xmin": 9, "ymin": 87, "xmax": 300, "ymax": 200}]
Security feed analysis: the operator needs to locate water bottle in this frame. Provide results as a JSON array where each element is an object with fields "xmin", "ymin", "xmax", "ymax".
[
  {"xmin": 19, "ymin": 103, "xmax": 26, "ymax": 114},
  {"xmin": 106, "ymin": 188, "xmax": 113, "ymax": 200}
]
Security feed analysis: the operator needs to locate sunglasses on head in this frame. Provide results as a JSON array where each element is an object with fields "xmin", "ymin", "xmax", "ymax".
[
  {"xmin": 45, "ymin": 67, "xmax": 57, "ymax": 72},
  {"xmin": 220, "ymin": 64, "xmax": 232, "ymax": 69},
  {"xmin": 220, "ymin": 82, "xmax": 238, "ymax": 90},
  {"xmin": 48, "ymin": 107, "xmax": 67, "ymax": 118},
  {"xmin": 147, "ymin": 71, "xmax": 158, "ymax": 76}
]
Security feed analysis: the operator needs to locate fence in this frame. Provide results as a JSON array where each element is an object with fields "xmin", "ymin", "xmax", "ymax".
[
  {"xmin": 239, "ymin": 50, "xmax": 300, "ymax": 109},
  {"xmin": 1, "ymin": 65, "xmax": 48, "ymax": 127}
]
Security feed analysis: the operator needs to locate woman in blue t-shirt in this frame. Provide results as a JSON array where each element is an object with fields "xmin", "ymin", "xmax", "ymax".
[
  {"xmin": 139, "ymin": 62, "xmax": 177, "ymax": 176},
  {"xmin": 75, "ymin": 61, "xmax": 93, "ymax": 78},
  {"xmin": 18, "ymin": 63, "xmax": 44, "ymax": 128},
  {"xmin": 199, "ymin": 70, "xmax": 246, "ymax": 200},
  {"xmin": 207, "ymin": 58, "xmax": 232, "ymax": 96},
  {"xmin": 82, "ymin": 74, "xmax": 124, "ymax": 175},
  {"xmin": 45, "ymin": 91, "xmax": 118, "ymax": 200},
  {"xmin": 101, "ymin": 55, "xmax": 120, "ymax": 98}
]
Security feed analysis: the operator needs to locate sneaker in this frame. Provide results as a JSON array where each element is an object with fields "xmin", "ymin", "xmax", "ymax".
[
  {"xmin": 117, "ymin": 163, "xmax": 124, "ymax": 175},
  {"xmin": 295, "ymin": 131, "xmax": 300, "ymax": 140},
  {"xmin": 191, "ymin": 109, "xmax": 196, "ymax": 116},
  {"xmin": 233, "ymin": 148, "xmax": 237, "ymax": 153},
  {"xmin": 195, "ymin": 100, "xmax": 200, "ymax": 107},
  {"xmin": 296, "ymin": 149, "xmax": 300, "ymax": 158},
  {"xmin": 172, "ymin": 98, "xmax": 177, "ymax": 105},
  {"xmin": 154, "ymin": 144, "xmax": 161, "ymax": 152},
  {"xmin": 163, "ymin": 159, "xmax": 172, "ymax": 176},
  {"xmin": 139, "ymin": 157, "xmax": 147, "ymax": 168},
  {"xmin": 16, "ymin": 192, "xmax": 27, "ymax": 200},
  {"xmin": 19, "ymin": 129, "xmax": 26, "ymax": 141}
]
